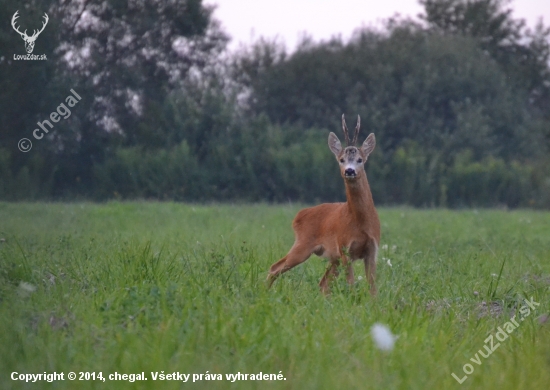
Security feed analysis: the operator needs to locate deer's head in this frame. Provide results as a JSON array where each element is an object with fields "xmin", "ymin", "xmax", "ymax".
[
  {"xmin": 328, "ymin": 115, "xmax": 375, "ymax": 181},
  {"xmin": 11, "ymin": 11, "xmax": 49, "ymax": 54}
]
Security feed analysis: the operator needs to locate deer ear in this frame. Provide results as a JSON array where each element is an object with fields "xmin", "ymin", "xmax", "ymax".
[
  {"xmin": 328, "ymin": 132, "xmax": 342, "ymax": 157},
  {"xmin": 361, "ymin": 133, "xmax": 376, "ymax": 156}
]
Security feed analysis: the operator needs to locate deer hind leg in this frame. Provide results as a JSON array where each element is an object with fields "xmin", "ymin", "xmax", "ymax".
[
  {"xmin": 341, "ymin": 254, "xmax": 355, "ymax": 285},
  {"xmin": 319, "ymin": 250, "xmax": 355, "ymax": 294},
  {"xmin": 266, "ymin": 243, "xmax": 314, "ymax": 288},
  {"xmin": 363, "ymin": 240, "xmax": 378, "ymax": 295},
  {"xmin": 319, "ymin": 252, "xmax": 356, "ymax": 294},
  {"xmin": 345, "ymin": 262, "xmax": 355, "ymax": 285},
  {"xmin": 319, "ymin": 260, "xmax": 340, "ymax": 294}
]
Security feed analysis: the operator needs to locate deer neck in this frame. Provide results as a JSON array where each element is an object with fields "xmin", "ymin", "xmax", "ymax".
[{"xmin": 344, "ymin": 172, "xmax": 375, "ymax": 221}]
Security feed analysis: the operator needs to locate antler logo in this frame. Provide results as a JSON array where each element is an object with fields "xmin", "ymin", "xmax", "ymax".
[{"xmin": 11, "ymin": 10, "xmax": 49, "ymax": 54}]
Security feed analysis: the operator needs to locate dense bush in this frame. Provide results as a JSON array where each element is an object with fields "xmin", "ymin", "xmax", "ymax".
[{"xmin": 89, "ymin": 129, "xmax": 550, "ymax": 208}]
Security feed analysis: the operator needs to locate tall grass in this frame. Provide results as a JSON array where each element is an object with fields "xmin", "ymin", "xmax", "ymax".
[{"xmin": 1, "ymin": 202, "xmax": 549, "ymax": 389}]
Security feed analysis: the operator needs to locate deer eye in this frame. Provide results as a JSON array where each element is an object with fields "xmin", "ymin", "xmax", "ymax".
[
  {"xmin": 357, "ymin": 159, "xmax": 363, "ymax": 163},
  {"xmin": 340, "ymin": 158, "xmax": 345, "ymax": 163}
]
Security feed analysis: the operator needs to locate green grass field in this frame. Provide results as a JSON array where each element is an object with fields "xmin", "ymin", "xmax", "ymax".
[{"xmin": 1, "ymin": 202, "xmax": 549, "ymax": 389}]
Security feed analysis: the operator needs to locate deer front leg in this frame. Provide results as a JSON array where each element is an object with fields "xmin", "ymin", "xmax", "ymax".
[{"xmin": 363, "ymin": 240, "xmax": 378, "ymax": 295}]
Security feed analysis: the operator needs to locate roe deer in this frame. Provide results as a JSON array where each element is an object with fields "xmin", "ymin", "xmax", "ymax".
[{"xmin": 267, "ymin": 114, "xmax": 380, "ymax": 294}]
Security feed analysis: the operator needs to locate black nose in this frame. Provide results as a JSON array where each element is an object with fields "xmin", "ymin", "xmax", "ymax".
[{"xmin": 345, "ymin": 168, "xmax": 355, "ymax": 176}]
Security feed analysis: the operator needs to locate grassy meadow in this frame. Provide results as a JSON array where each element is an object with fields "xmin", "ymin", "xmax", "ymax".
[{"xmin": 0, "ymin": 202, "xmax": 549, "ymax": 389}]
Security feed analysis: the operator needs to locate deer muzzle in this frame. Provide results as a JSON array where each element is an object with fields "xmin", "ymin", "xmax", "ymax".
[{"xmin": 344, "ymin": 168, "xmax": 356, "ymax": 178}]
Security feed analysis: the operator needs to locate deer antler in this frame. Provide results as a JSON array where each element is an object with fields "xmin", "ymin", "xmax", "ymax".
[
  {"xmin": 342, "ymin": 114, "xmax": 350, "ymax": 146},
  {"xmin": 11, "ymin": 11, "xmax": 49, "ymax": 41},
  {"xmin": 29, "ymin": 13, "xmax": 49, "ymax": 40},
  {"xmin": 352, "ymin": 115, "xmax": 360, "ymax": 145},
  {"xmin": 11, "ymin": 11, "xmax": 27, "ymax": 38},
  {"xmin": 342, "ymin": 114, "xmax": 361, "ymax": 146}
]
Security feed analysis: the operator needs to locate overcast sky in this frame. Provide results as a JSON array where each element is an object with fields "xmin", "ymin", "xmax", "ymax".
[{"xmin": 206, "ymin": 0, "xmax": 550, "ymax": 51}]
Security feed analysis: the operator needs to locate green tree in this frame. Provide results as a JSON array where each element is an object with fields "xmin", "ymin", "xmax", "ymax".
[
  {"xmin": 420, "ymin": 0, "xmax": 550, "ymax": 111},
  {"xmin": 0, "ymin": 0, "xmax": 228, "ymax": 198}
]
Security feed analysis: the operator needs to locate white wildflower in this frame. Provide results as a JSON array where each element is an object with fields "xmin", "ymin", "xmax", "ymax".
[
  {"xmin": 19, "ymin": 282, "xmax": 36, "ymax": 292},
  {"xmin": 381, "ymin": 244, "xmax": 388, "ymax": 250},
  {"xmin": 371, "ymin": 323, "xmax": 397, "ymax": 351},
  {"xmin": 387, "ymin": 259, "xmax": 392, "ymax": 267},
  {"xmin": 18, "ymin": 282, "xmax": 36, "ymax": 297}
]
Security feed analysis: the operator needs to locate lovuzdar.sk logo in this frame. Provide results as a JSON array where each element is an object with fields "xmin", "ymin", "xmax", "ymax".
[{"xmin": 11, "ymin": 10, "xmax": 48, "ymax": 60}]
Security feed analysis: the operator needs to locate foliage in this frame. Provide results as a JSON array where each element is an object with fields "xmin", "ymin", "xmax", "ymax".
[
  {"xmin": 92, "ymin": 121, "xmax": 343, "ymax": 203},
  {"xmin": 0, "ymin": 0, "xmax": 228, "ymax": 198},
  {"xmin": 92, "ymin": 141, "xmax": 198, "ymax": 200},
  {"xmin": 420, "ymin": 0, "xmax": 550, "ymax": 110},
  {"xmin": 233, "ymin": 22, "xmax": 546, "ymax": 159},
  {"xmin": 224, "ymin": 2, "xmax": 550, "ymax": 207},
  {"xmin": 51, "ymin": 0, "xmax": 228, "ymax": 137},
  {"xmin": 1, "ymin": 0, "xmax": 550, "ymax": 207}
]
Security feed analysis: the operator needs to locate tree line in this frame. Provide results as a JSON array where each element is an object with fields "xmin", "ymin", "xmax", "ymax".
[{"xmin": 1, "ymin": 0, "xmax": 549, "ymax": 207}]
